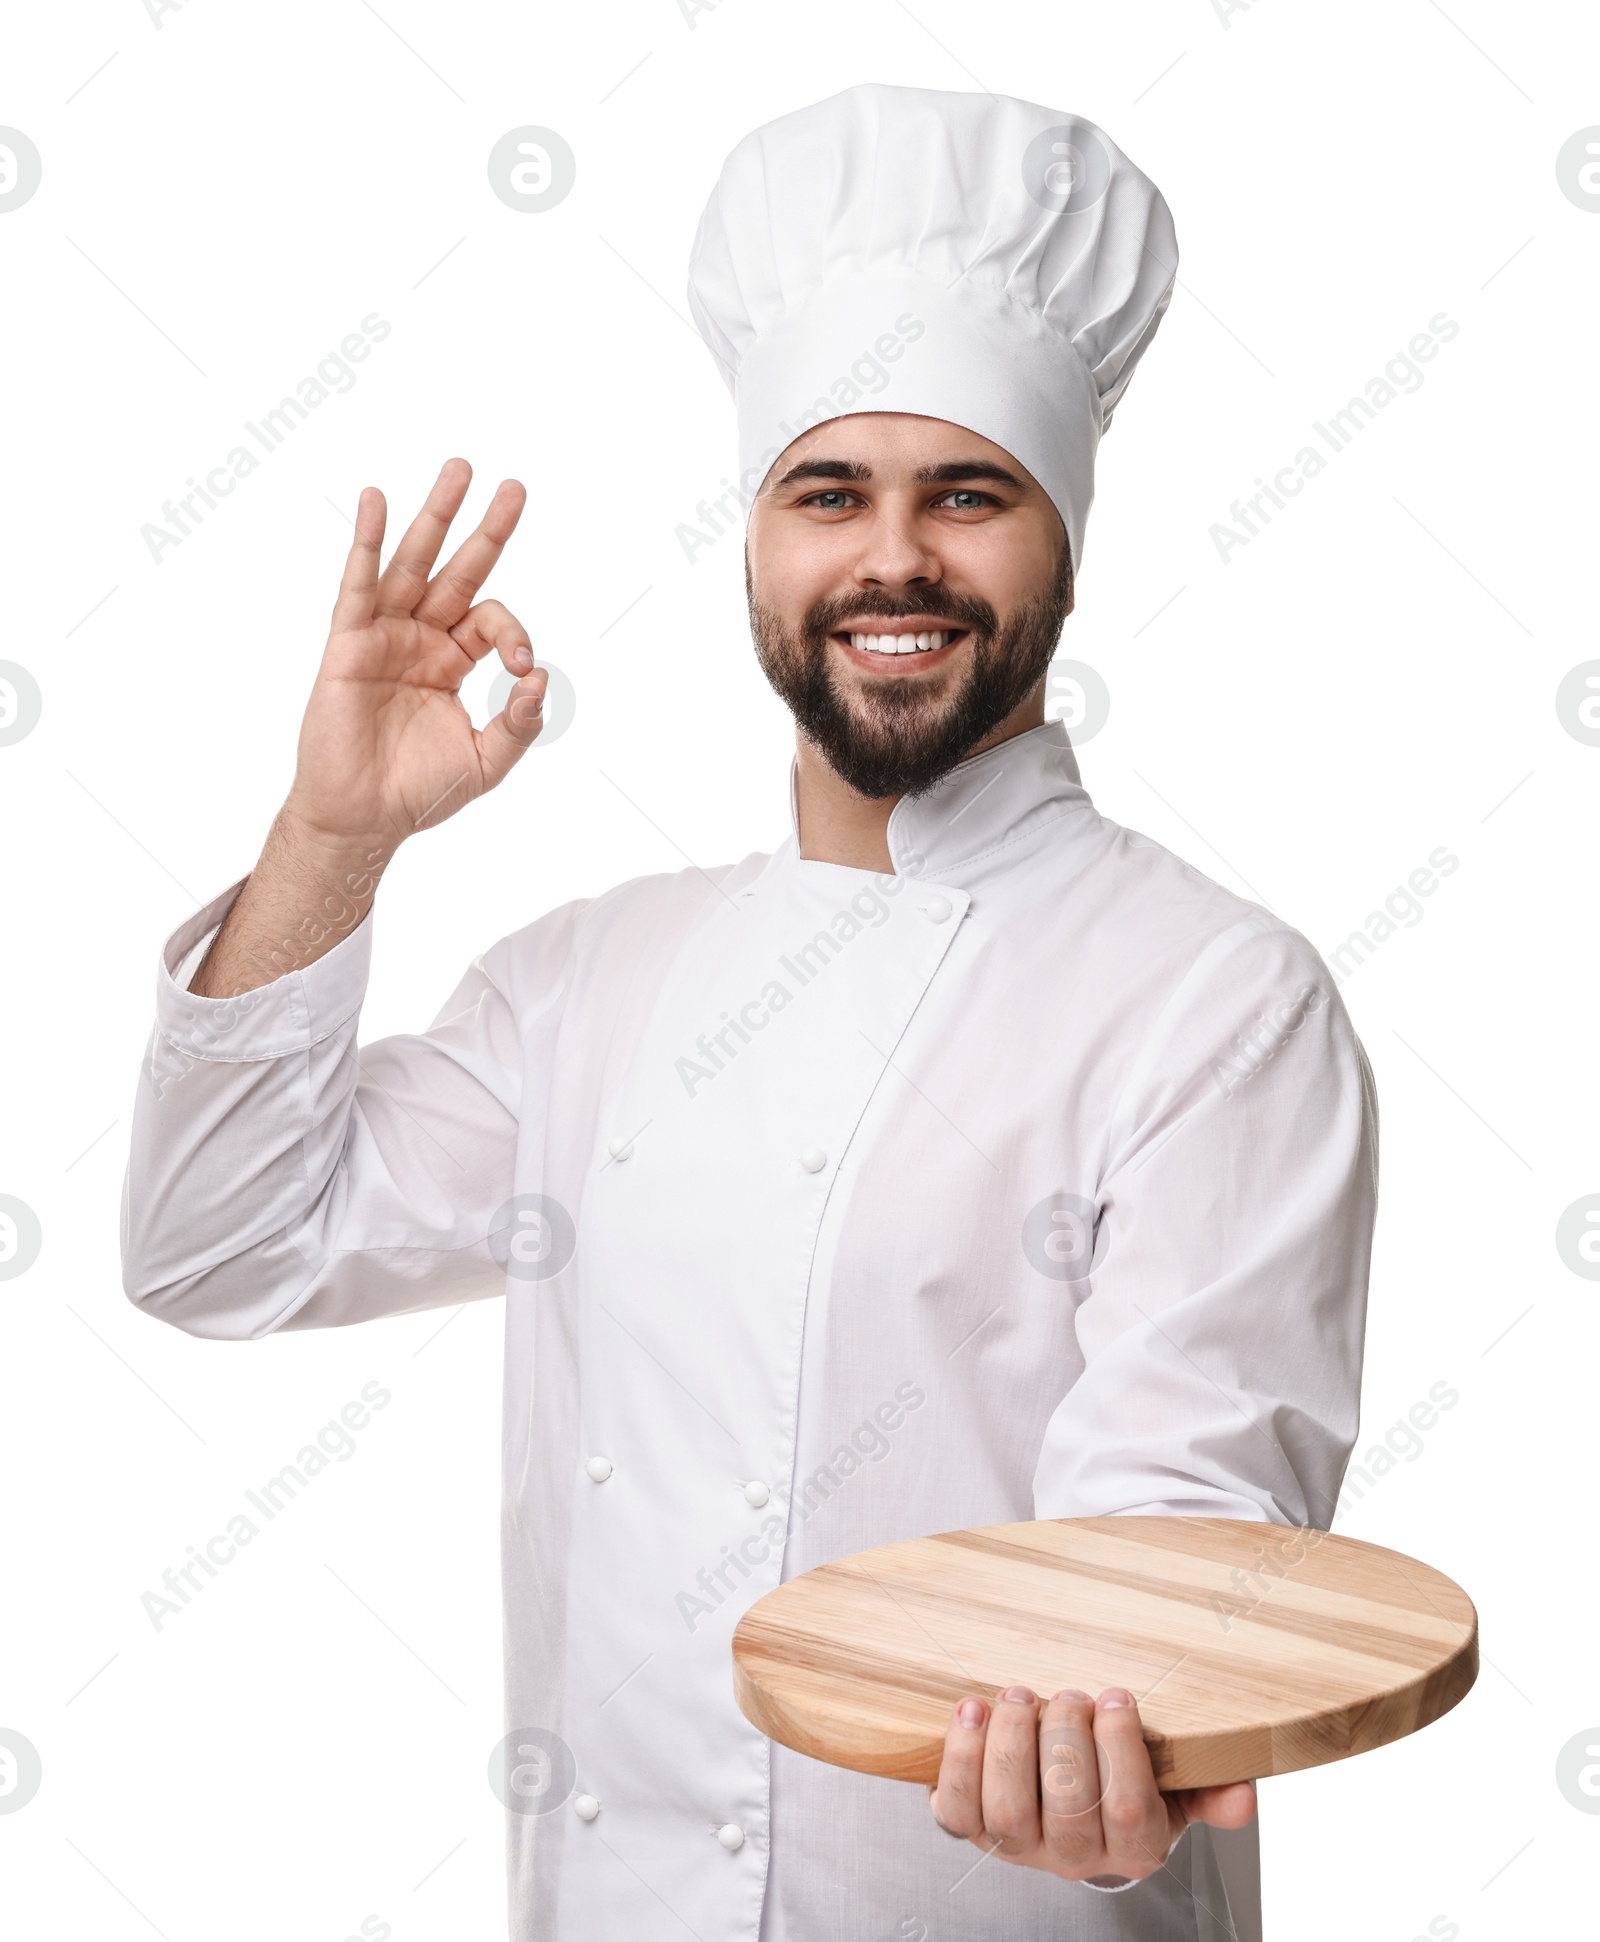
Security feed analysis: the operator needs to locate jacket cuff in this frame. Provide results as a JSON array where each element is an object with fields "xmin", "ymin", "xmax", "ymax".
[{"xmin": 154, "ymin": 878, "xmax": 374, "ymax": 1062}]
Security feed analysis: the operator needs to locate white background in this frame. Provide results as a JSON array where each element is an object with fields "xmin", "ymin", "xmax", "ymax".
[{"xmin": 1, "ymin": 0, "xmax": 1595, "ymax": 1936}]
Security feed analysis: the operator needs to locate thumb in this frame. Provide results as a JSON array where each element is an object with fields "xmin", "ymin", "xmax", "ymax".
[
  {"xmin": 1181, "ymin": 1779, "xmax": 1258, "ymax": 1831},
  {"xmin": 476, "ymin": 666, "xmax": 548, "ymax": 791}
]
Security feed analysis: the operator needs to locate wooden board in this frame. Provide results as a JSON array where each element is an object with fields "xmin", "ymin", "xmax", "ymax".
[{"xmin": 732, "ymin": 1517, "xmax": 1476, "ymax": 1790}]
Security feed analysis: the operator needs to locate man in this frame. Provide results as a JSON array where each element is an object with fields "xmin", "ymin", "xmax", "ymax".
[{"xmin": 124, "ymin": 85, "xmax": 1375, "ymax": 1940}]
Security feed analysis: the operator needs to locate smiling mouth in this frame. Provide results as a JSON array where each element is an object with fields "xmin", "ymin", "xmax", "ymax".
[{"xmin": 832, "ymin": 624, "xmax": 970, "ymax": 665}]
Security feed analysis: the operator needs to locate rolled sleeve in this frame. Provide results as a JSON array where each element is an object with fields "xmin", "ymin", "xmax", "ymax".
[
  {"xmin": 152, "ymin": 878, "xmax": 373, "ymax": 1069},
  {"xmin": 123, "ymin": 885, "xmax": 546, "ymax": 1341}
]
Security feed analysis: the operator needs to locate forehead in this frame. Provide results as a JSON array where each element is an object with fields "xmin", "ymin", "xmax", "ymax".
[{"xmin": 768, "ymin": 410, "xmax": 1034, "ymax": 486}]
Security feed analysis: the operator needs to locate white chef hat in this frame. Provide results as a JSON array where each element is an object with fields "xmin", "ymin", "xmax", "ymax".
[{"xmin": 687, "ymin": 83, "xmax": 1178, "ymax": 574}]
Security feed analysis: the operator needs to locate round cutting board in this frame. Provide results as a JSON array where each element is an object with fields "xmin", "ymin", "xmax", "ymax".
[{"xmin": 732, "ymin": 1517, "xmax": 1476, "ymax": 1790}]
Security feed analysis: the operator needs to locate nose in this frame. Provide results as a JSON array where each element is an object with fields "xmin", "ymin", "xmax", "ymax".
[{"xmin": 848, "ymin": 502, "xmax": 943, "ymax": 592}]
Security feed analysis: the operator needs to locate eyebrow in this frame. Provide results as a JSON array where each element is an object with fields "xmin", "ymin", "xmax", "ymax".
[
  {"xmin": 912, "ymin": 460, "xmax": 1026, "ymax": 489},
  {"xmin": 772, "ymin": 458, "xmax": 871, "ymax": 489},
  {"xmin": 772, "ymin": 457, "xmax": 1026, "ymax": 491}
]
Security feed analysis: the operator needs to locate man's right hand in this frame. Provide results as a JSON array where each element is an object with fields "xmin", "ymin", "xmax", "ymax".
[{"xmin": 191, "ymin": 458, "xmax": 545, "ymax": 999}]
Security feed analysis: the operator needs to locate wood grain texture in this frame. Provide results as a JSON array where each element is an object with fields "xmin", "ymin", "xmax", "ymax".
[{"xmin": 732, "ymin": 1517, "xmax": 1476, "ymax": 1790}]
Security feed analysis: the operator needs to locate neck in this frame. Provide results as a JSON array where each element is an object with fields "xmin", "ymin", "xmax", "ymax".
[{"xmin": 793, "ymin": 686, "xmax": 1047, "ymax": 870}]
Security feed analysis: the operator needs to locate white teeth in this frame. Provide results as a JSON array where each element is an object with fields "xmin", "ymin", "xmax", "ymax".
[{"xmin": 848, "ymin": 629, "xmax": 952, "ymax": 654}]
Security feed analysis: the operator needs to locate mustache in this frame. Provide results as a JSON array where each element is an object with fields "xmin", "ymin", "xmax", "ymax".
[{"xmin": 804, "ymin": 587, "xmax": 999, "ymax": 638}]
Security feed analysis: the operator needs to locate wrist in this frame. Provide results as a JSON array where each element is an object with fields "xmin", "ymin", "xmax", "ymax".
[
  {"xmin": 270, "ymin": 804, "xmax": 399, "ymax": 895},
  {"xmin": 188, "ymin": 811, "xmax": 391, "ymax": 1000}
]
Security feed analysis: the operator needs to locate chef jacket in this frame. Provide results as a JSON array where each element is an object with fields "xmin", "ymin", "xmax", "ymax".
[{"xmin": 123, "ymin": 717, "xmax": 1377, "ymax": 1941}]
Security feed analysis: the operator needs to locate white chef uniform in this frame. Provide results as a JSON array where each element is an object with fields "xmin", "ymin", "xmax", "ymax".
[{"xmin": 124, "ymin": 719, "xmax": 1376, "ymax": 1941}]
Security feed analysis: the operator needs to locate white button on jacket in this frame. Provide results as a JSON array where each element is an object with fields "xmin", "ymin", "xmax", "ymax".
[{"xmin": 123, "ymin": 722, "xmax": 1375, "ymax": 1942}]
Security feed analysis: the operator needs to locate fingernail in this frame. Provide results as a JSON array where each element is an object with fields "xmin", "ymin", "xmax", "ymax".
[
  {"xmin": 1097, "ymin": 1688, "xmax": 1135, "ymax": 1709},
  {"xmin": 958, "ymin": 1699, "xmax": 986, "ymax": 1728},
  {"xmin": 1053, "ymin": 1689, "xmax": 1092, "ymax": 1704},
  {"xmin": 1003, "ymin": 1686, "xmax": 1037, "ymax": 1704}
]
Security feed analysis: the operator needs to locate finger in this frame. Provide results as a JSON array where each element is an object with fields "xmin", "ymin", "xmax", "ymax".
[
  {"xmin": 374, "ymin": 458, "xmax": 473, "ymax": 617},
  {"xmin": 413, "ymin": 478, "xmax": 527, "ymax": 630},
  {"xmin": 475, "ymin": 667, "xmax": 548, "ymax": 793},
  {"xmin": 1091, "ymin": 1690, "xmax": 1172, "ymax": 1882},
  {"xmin": 980, "ymin": 1685, "xmax": 1043, "ymax": 1857},
  {"xmin": 447, "ymin": 599, "xmax": 534, "ymax": 680},
  {"xmin": 928, "ymin": 1697, "xmax": 989, "ymax": 1841},
  {"xmin": 1174, "ymin": 1779, "xmax": 1258, "ymax": 1835},
  {"xmin": 1038, "ymin": 1689, "xmax": 1105, "ymax": 1875},
  {"xmin": 330, "ymin": 486, "xmax": 387, "ymax": 635}
]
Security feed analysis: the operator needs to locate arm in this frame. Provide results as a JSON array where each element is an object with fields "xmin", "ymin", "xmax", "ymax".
[
  {"xmin": 1034, "ymin": 912, "xmax": 1375, "ymax": 1530},
  {"xmin": 122, "ymin": 459, "xmax": 554, "ymax": 1336},
  {"xmin": 929, "ymin": 914, "xmax": 1376, "ymax": 1883},
  {"xmin": 124, "ymin": 900, "xmax": 547, "ymax": 1336}
]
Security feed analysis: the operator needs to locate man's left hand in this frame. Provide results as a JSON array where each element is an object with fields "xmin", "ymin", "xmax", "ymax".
[{"xmin": 927, "ymin": 1686, "xmax": 1258, "ymax": 1886}]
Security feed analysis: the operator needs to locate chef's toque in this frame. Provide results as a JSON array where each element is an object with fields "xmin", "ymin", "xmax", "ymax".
[{"xmin": 687, "ymin": 82, "xmax": 1178, "ymax": 574}]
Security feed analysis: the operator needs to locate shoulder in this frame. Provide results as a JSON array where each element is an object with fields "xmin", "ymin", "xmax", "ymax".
[
  {"xmin": 1056, "ymin": 813, "xmax": 1353, "ymax": 1100},
  {"xmin": 1080, "ymin": 811, "xmax": 1329, "ymax": 988}
]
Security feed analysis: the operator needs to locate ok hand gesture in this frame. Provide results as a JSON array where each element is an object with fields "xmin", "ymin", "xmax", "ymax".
[
  {"xmin": 288, "ymin": 456, "xmax": 546, "ymax": 851},
  {"xmin": 192, "ymin": 458, "xmax": 546, "ymax": 999}
]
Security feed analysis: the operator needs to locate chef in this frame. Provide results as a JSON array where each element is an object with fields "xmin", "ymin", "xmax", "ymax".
[{"xmin": 123, "ymin": 83, "xmax": 1375, "ymax": 1942}]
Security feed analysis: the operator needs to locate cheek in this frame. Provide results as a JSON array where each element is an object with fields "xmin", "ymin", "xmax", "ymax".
[
  {"xmin": 943, "ymin": 524, "xmax": 1060, "ymax": 617},
  {"xmin": 748, "ymin": 523, "xmax": 856, "ymax": 617}
]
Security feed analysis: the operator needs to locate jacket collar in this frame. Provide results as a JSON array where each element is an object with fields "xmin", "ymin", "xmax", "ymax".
[{"xmin": 786, "ymin": 718, "xmax": 1094, "ymax": 882}]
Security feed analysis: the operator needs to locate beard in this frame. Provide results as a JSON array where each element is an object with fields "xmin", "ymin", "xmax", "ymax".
[{"xmin": 747, "ymin": 542, "xmax": 1074, "ymax": 800}]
